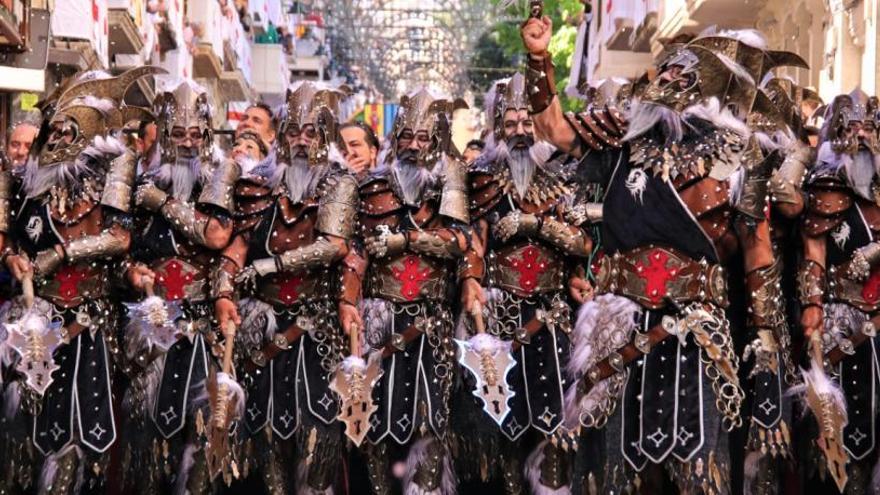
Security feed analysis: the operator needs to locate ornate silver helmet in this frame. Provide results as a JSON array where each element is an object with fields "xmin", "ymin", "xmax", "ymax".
[{"xmin": 277, "ymin": 81, "xmax": 350, "ymax": 165}]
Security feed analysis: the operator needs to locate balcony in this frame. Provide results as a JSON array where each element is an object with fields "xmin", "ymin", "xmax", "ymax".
[
  {"xmin": 685, "ymin": 0, "xmax": 769, "ymax": 26},
  {"xmin": 108, "ymin": 9, "xmax": 144, "ymax": 56},
  {"xmin": 219, "ymin": 69, "xmax": 252, "ymax": 103},
  {"xmin": 193, "ymin": 42, "xmax": 223, "ymax": 79},
  {"xmin": 251, "ymin": 42, "xmax": 288, "ymax": 96}
]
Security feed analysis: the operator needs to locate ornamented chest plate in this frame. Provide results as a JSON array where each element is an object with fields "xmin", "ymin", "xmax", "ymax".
[
  {"xmin": 488, "ymin": 243, "xmax": 564, "ymax": 297},
  {"xmin": 152, "ymin": 257, "xmax": 208, "ymax": 302},
  {"xmin": 39, "ymin": 263, "xmax": 105, "ymax": 308},
  {"xmin": 367, "ymin": 254, "xmax": 449, "ymax": 303}
]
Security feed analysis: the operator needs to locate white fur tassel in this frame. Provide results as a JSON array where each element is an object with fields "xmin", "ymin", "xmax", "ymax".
[
  {"xmin": 789, "ymin": 362, "xmax": 848, "ymax": 423},
  {"xmin": 38, "ymin": 445, "xmax": 85, "ymax": 495},
  {"xmin": 216, "ymin": 372, "xmax": 246, "ymax": 420},
  {"xmin": 525, "ymin": 440, "xmax": 571, "ymax": 495},
  {"xmin": 403, "ymin": 437, "xmax": 457, "ymax": 495},
  {"xmin": 173, "ymin": 443, "xmax": 197, "ymax": 495}
]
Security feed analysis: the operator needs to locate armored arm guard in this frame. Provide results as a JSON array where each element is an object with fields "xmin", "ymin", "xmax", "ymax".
[
  {"xmin": 64, "ymin": 229, "xmax": 129, "ymax": 263},
  {"xmin": 159, "ymin": 198, "xmax": 211, "ymax": 246},
  {"xmin": 101, "ymin": 150, "xmax": 137, "ymax": 213},
  {"xmin": 316, "ymin": 174, "xmax": 359, "ymax": 239},
  {"xmin": 275, "ymin": 236, "xmax": 344, "ymax": 273},
  {"xmin": 526, "ymin": 52, "xmax": 557, "ymax": 114},
  {"xmin": 538, "ymin": 216, "xmax": 593, "ymax": 257},
  {"xmin": 339, "ymin": 246, "xmax": 367, "ymax": 306},
  {"xmin": 563, "ymin": 106, "xmax": 626, "ymax": 152},
  {"xmin": 746, "ymin": 261, "xmax": 786, "ymax": 330},
  {"xmin": 406, "ymin": 228, "xmax": 467, "ymax": 259},
  {"xmin": 735, "ymin": 140, "xmax": 770, "ymax": 222},
  {"xmin": 198, "ymin": 159, "xmax": 240, "ymax": 213},
  {"xmin": 211, "ymin": 255, "xmax": 239, "ymax": 300},
  {"xmin": 769, "ymin": 144, "xmax": 811, "ymax": 205},
  {"xmin": 439, "ymin": 159, "xmax": 469, "ymax": 224},
  {"xmin": 797, "ymin": 259, "xmax": 825, "ymax": 308}
]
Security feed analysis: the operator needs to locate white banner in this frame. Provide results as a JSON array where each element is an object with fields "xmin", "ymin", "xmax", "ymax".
[{"xmin": 51, "ymin": 0, "xmax": 108, "ymax": 68}]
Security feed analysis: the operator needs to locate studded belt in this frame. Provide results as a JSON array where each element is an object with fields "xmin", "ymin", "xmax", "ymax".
[
  {"xmin": 246, "ymin": 319, "xmax": 310, "ymax": 372},
  {"xmin": 593, "ymin": 246, "xmax": 728, "ymax": 310}
]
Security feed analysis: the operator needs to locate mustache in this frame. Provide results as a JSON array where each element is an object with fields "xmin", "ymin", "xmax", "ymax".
[
  {"xmin": 397, "ymin": 148, "xmax": 419, "ymax": 165},
  {"xmin": 507, "ymin": 134, "xmax": 534, "ymax": 149}
]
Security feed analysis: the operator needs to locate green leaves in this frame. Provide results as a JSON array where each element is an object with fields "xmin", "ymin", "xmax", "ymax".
[{"xmin": 476, "ymin": 0, "xmax": 587, "ymax": 112}]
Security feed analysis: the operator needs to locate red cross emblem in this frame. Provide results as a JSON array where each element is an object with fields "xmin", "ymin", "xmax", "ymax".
[
  {"xmin": 862, "ymin": 268, "xmax": 880, "ymax": 305},
  {"xmin": 634, "ymin": 249, "xmax": 680, "ymax": 304},
  {"xmin": 55, "ymin": 265, "xmax": 90, "ymax": 301},
  {"xmin": 156, "ymin": 260, "xmax": 195, "ymax": 301},
  {"xmin": 277, "ymin": 273, "xmax": 304, "ymax": 304},
  {"xmin": 392, "ymin": 256, "xmax": 431, "ymax": 301},
  {"xmin": 506, "ymin": 246, "xmax": 548, "ymax": 294}
]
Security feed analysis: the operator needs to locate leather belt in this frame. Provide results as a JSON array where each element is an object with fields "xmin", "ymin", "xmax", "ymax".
[
  {"xmin": 246, "ymin": 324, "xmax": 307, "ymax": 372},
  {"xmin": 511, "ymin": 317, "xmax": 545, "ymax": 351},
  {"xmin": 579, "ymin": 322, "xmax": 671, "ymax": 396},
  {"xmin": 828, "ymin": 264, "xmax": 880, "ymax": 313},
  {"xmin": 382, "ymin": 324, "xmax": 422, "ymax": 358},
  {"xmin": 827, "ymin": 319, "xmax": 879, "ymax": 366}
]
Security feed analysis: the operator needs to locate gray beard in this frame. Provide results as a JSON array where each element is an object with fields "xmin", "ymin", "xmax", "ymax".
[
  {"xmin": 496, "ymin": 141, "xmax": 538, "ymax": 199},
  {"xmin": 623, "ymin": 99, "xmax": 684, "ymax": 142},
  {"xmin": 284, "ymin": 157, "xmax": 330, "ymax": 203},
  {"xmin": 24, "ymin": 157, "xmax": 98, "ymax": 198},
  {"xmin": 392, "ymin": 160, "xmax": 437, "ymax": 206},
  {"xmin": 847, "ymin": 149, "xmax": 880, "ymax": 200},
  {"xmin": 147, "ymin": 156, "xmax": 203, "ymax": 201}
]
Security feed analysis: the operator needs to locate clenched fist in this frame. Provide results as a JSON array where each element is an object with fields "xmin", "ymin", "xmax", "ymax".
[{"xmin": 521, "ymin": 16, "xmax": 553, "ymax": 56}]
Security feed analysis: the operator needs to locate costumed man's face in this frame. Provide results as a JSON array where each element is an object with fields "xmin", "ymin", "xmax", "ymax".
[
  {"xmin": 502, "ymin": 109, "xmax": 534, "ymax": 147},
  {"xmin": 396, "ymin": 128, "xmax": 431, "ymax": 166},
  {"xmin": 463, "ymin": 145, "xmax": 482, "ymax": 164},
  {"xmin": 233, "ymin": 137, "xmax": 264, "ymax": 162},
  {"xmin": 285, "ymin": 123, "xmax": 317, "ymax": 160},
  {"xmin": 170, "ymin": 126, "xmax": 203, "ymax": 159}
]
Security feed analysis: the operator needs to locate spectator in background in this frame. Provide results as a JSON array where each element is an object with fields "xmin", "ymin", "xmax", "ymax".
[
  {"xmin": 236, "ymin": 103, "xmax": 277, "ymax": 146},
  {"xmin": 231, "ymin": 130, "xmax": 269, "ymax": 163},
  {"xmin": 338, "ymin": 122, "xmax": 379, "ymax": 178},
  {"xmin": 136, "ymin": 121, "xmax": 158, "ymax": 174},
  {"xmin": 5, "ymin": 121, "xmax": 38, "ymax": 169},
  {"xmin": 462, "ymin": 138, "xmax": 484, "ymax": 165}
]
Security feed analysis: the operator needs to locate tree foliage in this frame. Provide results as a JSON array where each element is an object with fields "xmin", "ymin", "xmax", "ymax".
[{"xmin": 471, "ymin": 0, "xmax": 587, "ymax": 112}]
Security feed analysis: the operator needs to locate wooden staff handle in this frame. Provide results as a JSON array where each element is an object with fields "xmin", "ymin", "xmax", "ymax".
[
  {"xmin": 22, "ymin": 273, "xmax": 33, "ymax": 309},
  {"xmin": 470, "ymin": 300, "xmax": 486, "ymax": 334},
  {"xmin": 349, "ymin": 322, "xmax": 361, "ymax": 357},
  {"xmin": 144, "ymin": 276, "xmax": 155, "ymax": 298},
  {"xmin": 809, "ymin": 330, "xmax": 824, "ymax": 367},
  {"xmin": 221, "ymin": 320, "xmax": 236, "ymax": 374}
]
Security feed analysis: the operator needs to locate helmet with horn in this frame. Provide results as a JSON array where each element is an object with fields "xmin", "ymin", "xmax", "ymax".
[
  {"xmin": 34, "ymin": 66, "xmax": 165, "ymax": 168},
  {"xmin": 387, "ymin": 87, "xmax": 468, "ymax": 166},
  {"xmin": 153, "ymin": 79, "xmax": 214, "ymax": 163},
  {"xmin": 486, "ymin": 73, "xmax": 528, "ymax": 142},
  {"xmin": 278, "ymin": 81, "xmax": 351, "ymax": 166}
]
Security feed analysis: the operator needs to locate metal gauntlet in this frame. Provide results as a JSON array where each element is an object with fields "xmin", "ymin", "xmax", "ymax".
[
  {"xmin": 539, "ymin": 217, "xmax": 591, "ymax": 256},
  {"xmin": 408, "ymin": 230, "xmax": 465, "ymax": 259},
  {"xmin": 849, "ymin": 242, "xmax": 880, "ymax": 281},
  {"xmin": 798, "ymin": 259, "xmax": 825, "ymax": 307},
  {"xmin": 736, "ymin": 143, "xmax": 771, "ymax": 221},
  {"xmin": 64, "ymin": 231, "xmax": 128, "ymax": 263},
  {"xmin": 160, "ymin": 198, "xmax": 210, "ymax": 246},
  {"xmin": 746, "ymin": 261, "xmax": 785, "ymax": 330},
  {"xmin": 0, "ymin": 170, "xmax": 11, "ymax": 233},
  {"xmin": 526, "ymin": 53, "xmax": 556, "ymax": 114},
  {"xmin": 101, "ymin": 151, "xmax": 137, "ymax": 213},
  {"xmin": 198, "ymin": 159, "xmax": 240, "ymax": 213},
  {"xmin": 277, "ymin": 236, "xmax": 341, "ymax": 273},
  {"xmin": 210, "ymin": 257, "xmax": 238, "ymax": 300}
]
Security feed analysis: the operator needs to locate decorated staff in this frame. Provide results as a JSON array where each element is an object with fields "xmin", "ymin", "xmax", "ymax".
[{"xmin": 330, "ymin": 321, "xmax": 383, "ymax": 447}]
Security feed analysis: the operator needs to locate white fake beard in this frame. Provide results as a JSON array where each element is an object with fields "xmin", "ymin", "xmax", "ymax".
[
  {"xmin": 24, "ymin": 157, "xmax": 98, "ymax": 199},
  {"xmin": 846, "ymin": 148, "xmax": 880, "ymax": 200},
  {"xmin": 495, "ymin": 140, "xmax": 541, "ymax": 199},
  {"xmin": 623, "ymin": 98, "xmax": 685, "ymax": 142},
  {"xmin": 283, "ymin": 157, "xmax": 330, "ymax": 204},
  {"xmin": 392, "ymin": 158, "xmax": 438, "ymax": 206},
  {"xmin": 147, "ymin": 156, "xmax": 203, "ymax": 201}
]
